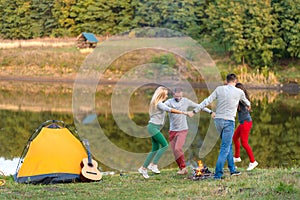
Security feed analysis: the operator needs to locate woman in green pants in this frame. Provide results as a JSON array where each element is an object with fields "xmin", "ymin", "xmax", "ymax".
[{"xmin": 138, "ymin": 86, "xmax": 193, "ymax": 178}]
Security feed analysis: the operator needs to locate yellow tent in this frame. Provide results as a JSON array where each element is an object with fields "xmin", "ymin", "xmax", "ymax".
[{"xmin": 15, "ymin": 120, "xmax": 88, "ymax": 184}]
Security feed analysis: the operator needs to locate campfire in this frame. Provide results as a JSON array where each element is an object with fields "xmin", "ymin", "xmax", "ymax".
[{"xmin": 190, "ymin": 160, "xmax": 213, "ymax": 180}]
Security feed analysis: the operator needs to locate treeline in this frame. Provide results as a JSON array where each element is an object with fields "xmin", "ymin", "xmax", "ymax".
[{"xmin": 0, "ymin": 0, "xmax": 299, "ymax": 67}]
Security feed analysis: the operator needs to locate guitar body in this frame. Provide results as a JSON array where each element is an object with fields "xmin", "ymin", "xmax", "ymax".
[
  {"xmin": 81, "ymin": 158, "xmax": 102, "ymax": 181},
  {"xmin": 80, "ymin": 139, "xmax": 102, "ymax": 182}
]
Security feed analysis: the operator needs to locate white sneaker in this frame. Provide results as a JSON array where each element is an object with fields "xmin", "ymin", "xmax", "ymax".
[
  {"xmin": 147, "ymin": 164, "xmax": 160, "ymax": 174},
  {"xmin": 138, "ymin": 167, "xmax": 149, "ymax": 178},
  {"xmin": 234, "ymin": 157, "xmax": 242, "ymax": 162},
  {"xmin": 247, "ymin": 161, "xmax": 258, "ymax": 171}
]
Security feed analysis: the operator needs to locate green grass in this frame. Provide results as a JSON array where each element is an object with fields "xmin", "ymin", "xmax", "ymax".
[
  {"xmin": 276, "ymin": 66, "xmax": 300, "ymax": 83},
  {"xmin": 1, "ymin": 167, "xmax": 299, "ymax": 200}
]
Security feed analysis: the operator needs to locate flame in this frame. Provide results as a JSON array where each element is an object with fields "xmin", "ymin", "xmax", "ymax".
[{"xmin": 195, "ymin": 160, "xmax": 204, "ymax": 176}]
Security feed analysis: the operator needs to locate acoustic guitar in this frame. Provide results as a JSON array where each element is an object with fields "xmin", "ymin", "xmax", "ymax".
[{"xmin": 80, "ymin": 139, "xmax": 102, "ymax": 182}]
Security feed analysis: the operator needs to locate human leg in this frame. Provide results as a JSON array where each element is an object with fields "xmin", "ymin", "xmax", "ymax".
[
  {"xmin": 169, "ymin": 130, "xmax": 188, "ymax": 169},
  {"xmin": 169, "ymin": 130, "xmax": 177, "ymax": 164},
  {"xmin": 141, "ymin": 123, "xmax": 161, "ymax": 169},
  {"xmin": 240, "ymin": 121, "xmax": 255, "ymax": 163},
  {"xmin": 227, "ymin": 141, "xmax": 236, "ymax": 174},
  {"xmin": 233, "ymin": 125, "xmax": 242, "ymax": 158},
  {"xmin": 143, "ymin": 136, "xmax": 160, "ymax": 168},
  {"xmin": 152, "ymin": 131, "xmax": 168, "ymax": 164},
  {"xmin": 214, "ymin": 119, "xmax": 235, "ymax": 179},
  {"xmin": 139, "ymin": 136, "xmax": 159, "ymax": 178}
]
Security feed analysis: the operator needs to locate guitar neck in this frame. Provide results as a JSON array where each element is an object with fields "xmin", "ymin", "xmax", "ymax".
[{"xmin": 83, "ymin": 139, "xmax": 93, "ymax": 166}]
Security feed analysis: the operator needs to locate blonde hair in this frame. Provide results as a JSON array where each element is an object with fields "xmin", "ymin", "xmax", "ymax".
[{"xmin": 149, "ymin": 86, "xmax": 168, "ymax": 114}]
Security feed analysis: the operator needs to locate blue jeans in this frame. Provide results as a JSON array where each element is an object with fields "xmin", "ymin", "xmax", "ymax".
[{"xmin": 214, "ymin": 118, "xmax": 236, "ymax": 179}]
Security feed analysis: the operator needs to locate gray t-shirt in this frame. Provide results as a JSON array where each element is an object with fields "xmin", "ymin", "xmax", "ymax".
[
  {"xmin": 149, "ymin": 102, "xmax": 172, "ymax": 125},
  {"xmin": 165, "ymin": 97, "xmax": 212, "ymax": 131},
  {"xmin": 193, "ymin": 85, "xmax": 250, "ymax": 121}
]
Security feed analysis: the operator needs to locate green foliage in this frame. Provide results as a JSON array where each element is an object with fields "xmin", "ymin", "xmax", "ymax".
[
  {"xmin": 272, "ymin": 0, "xmax": 300, "ymax": 58},
  {"xmin": 132, "ymin": 0, "xmax": 207, "ymax": 39},
  {"xmin": 30, "ymin": 0, "xmax": 58, "ymax": 38},
  {"xmin": 150, "ymin": 53, "xmax": 177, "ymax": 76},
  {"xmin": 204, "ymin": 0, "xmax": 288, "ymax": 67},
  {"xmin": 0, "ymin": 0, "xmax": 299, "ymax": 67},
  {"xmin": 0, "ymin": 0, "xmax": 33, "ymax": 39},
  {"xmin": 130, "ymin": 27, "xmax": 185, "ymax": 38},
  {"xmin": 68, "ymin": 0, "xmax": 135, "ymax": 36},
  {"xmin": 51, "ymin": 0, "xmax": 78, "ymax": 37},
  {"xmin": 151, "ymin": 53, "xmax": 176, "ymax": 67}
]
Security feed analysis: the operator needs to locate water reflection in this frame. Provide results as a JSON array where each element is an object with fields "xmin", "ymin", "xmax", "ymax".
[{"xmin": 0, "ymin": 81, "xmax": 299, "ymax": 175}]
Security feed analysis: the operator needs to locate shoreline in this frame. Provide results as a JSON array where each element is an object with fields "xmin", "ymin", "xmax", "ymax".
[{"xmin": 1, "ymin": 75, "xmax": 299, "ymax": 93}]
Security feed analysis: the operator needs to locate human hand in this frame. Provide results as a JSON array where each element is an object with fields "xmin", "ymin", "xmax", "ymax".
[
  {"xmin": 186, "ymin": 111, "xmax": 194, "ymax": 118},
  {"xmin": 211, "ymin": 112, "xmax": 216, "ymax": 118}
]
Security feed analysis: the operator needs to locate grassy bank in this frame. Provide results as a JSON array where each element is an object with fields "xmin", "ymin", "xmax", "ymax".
[
  {"xmin": 1, "ymin": 167, "xmax": 299, "ymax": 200},
  {"xmin": 200, "ymin": 39, "xmax": 300, "ymax": 85},
  {"xmin": 0, "ymin": 43, "xmax": 299, "ymax": 86}
]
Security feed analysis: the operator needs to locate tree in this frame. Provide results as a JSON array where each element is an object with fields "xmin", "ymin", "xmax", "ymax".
[
  {"xmin": 0, "ymin": 0, "xmax": 33, "ymax": 39},
  {"xmin": 133, "ymin": 0, "xmax": 207, "ymax": 39},
  {"xmin": 243, "ymin": 1, "xmax": 284, "ymax": 67},
  {"xmin": 69, "ymin": 0, "xmax": 135, "ymax": 36},
  {"xmin": 52, "ymin": 0, "xmax": 78, "ymax": 37},
  {"xmin": 205, "ymin": 0, "xmax": 285, "ymax": 67},
  {"xmin": 272, "ymin": 0, "xmax": 300, "ymax": 58},
  {"xmin": 30, "ymin": 0, "xmax": 58, "ymax": 37}
]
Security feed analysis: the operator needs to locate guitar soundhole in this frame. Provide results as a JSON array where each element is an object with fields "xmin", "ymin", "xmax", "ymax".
[{"xmin": 88, "ymin": 163, "xmax": 94, "ymax": 167}]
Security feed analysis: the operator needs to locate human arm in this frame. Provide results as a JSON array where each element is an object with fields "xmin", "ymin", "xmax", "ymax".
[
  {"xmin": 195, "ymin": 107, "xmax": 214, "ymax": 118},
  {"xmin": 170, "ymin": 109, "xmax": 193, "ymax": 117},
  {"xmin": 202, "ymin": 107, "xmax": 214, "ymax": 115},
  {"xmin": 240, "ymin": 92, "xmax": 251, "ymax": 110},
  {"xmin": 192, "ymin": 89, "xmax": 217, "ymax": 114},
  {"xmin": 164, "ymin": 99, "xmax": 171, "ymax": 107},
  {"xmin": 186, "ymin": 98, "xmax": 213, "ymax": 116},
  {"xmin": 157, "ymin": 102, "xmax": 191, "ymax": 117}
]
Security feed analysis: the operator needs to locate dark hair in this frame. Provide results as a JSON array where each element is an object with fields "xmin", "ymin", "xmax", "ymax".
[
  {"xmin": 236, "ymin": 82, "xmax": 250, "ymax": 100},
  {"xmin": 226, "ymin": 73, "xmax": 237, "ymax": 83},
  {"xmin": 173, "ymin": 87, "xmax": 183, "ymax": 93}
]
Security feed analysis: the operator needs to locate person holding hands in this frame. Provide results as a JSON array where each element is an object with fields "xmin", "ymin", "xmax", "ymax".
[
  {"xmin": 165, "ymin": 87, "xmax": 214, "ymax": 175},
  {"xmin": 138, "ymin": 86, "xmax": 193, "ymax": 179},
  {"xmin": 193, "ymin": 74, "xmax": 251, "ymax": 179},
  {"xmin": 233, "ymin": 82, "xmax": 258, "ymax": 171}
]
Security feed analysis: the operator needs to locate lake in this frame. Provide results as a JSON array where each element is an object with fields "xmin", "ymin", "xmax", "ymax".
[{"xmin": 0, "ymin": 80, "xmax": 299, "ymax": 175}]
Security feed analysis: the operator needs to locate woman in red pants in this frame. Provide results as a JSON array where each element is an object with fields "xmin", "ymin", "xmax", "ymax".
[{"xmin": 233, "ymin": 83, "xmax": 258, "ymax": 171}]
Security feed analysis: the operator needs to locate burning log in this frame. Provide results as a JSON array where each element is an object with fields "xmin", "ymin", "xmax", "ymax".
[{"xmin": 190, "ymin": 160, "xmax": 214, "ymax": 180}]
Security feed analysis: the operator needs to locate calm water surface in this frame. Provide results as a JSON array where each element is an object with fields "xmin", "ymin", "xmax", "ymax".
[{"xmin": 0, "ymin": 81, "xmax": 299, "ymax": 175}]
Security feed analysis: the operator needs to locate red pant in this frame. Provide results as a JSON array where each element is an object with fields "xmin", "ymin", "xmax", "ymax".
[
  {"xmin": 233, "ymin": 121, "xmax": 255, "ymax": 163},
  {"xmin": 169, "ymin": 130, "xmax": 188, "ymax": 169}
]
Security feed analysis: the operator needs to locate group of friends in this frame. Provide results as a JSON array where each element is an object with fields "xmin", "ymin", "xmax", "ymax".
[{"xmin": 138, "ymin": 73, "xmax": 259, "ymax": 180}]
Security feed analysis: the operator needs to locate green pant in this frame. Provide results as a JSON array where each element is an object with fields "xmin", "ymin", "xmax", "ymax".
[{"xmin": 143, "ymin": 123, "xmax": 169, "ymax": 168}]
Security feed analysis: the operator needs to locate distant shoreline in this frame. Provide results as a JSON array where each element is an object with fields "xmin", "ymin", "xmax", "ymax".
[{"xmin": 1, "ymin": 75, "xmax": 298, "ymax": 93}]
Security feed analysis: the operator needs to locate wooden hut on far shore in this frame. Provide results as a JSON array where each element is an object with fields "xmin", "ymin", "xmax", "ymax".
[{"xmin": 76, "ymin": 32, "xmax": 98, "ymax": 48}]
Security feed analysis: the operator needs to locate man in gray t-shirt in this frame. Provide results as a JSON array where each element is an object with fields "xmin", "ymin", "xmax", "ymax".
[
  {"xmin": 165, "ymin": 88, "xmax": 213, "ymax": 175},
  {"xmin": 193, "ymin": 73, "xmax": 251, "ymax": 179}
]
